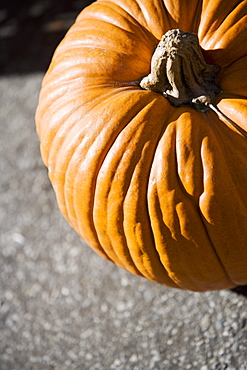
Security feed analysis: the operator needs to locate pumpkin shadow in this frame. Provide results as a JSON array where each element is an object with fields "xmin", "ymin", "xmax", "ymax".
[
  {"xmin": 0, "ymin": 0, "xmax": 93, "ymax": 74},
  {"xmin": 229, "ymin": 285, "xmax": 247, "ymax": 297}
]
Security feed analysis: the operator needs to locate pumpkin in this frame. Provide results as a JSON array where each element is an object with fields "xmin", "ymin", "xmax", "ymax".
[{"xmin": 36, "ymin": 0, "xmax": 247, "ymax": 292}]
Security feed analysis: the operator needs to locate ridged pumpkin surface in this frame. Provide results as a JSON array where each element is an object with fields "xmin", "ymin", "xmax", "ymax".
[{"xmin": 36, "ymin": 0, "xmax": 247, "ymax": 291}]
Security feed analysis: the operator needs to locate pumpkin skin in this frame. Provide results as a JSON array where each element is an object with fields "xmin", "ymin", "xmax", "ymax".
[{"xmin": 36, "ymin": 0, "xmax": 247, "ymax": 291}]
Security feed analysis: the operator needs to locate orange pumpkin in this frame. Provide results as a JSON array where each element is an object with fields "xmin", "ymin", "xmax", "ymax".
[{"xmin": 36, "ymin": 0, "xmax": 247, "ymax": 291}]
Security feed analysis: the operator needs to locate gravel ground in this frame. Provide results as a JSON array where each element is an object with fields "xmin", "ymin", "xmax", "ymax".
[{"xmin": 1, "ymin": 2, "xmax": 247, "ymax": 370}]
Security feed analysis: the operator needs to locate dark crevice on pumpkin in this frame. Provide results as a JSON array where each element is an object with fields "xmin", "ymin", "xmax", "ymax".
[{"xmin": 207, "ymin": 103, "xmax": 247, "ymax": 139}]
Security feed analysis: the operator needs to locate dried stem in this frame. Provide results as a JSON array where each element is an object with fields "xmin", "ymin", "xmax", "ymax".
[
  {"xmin": 140, "ymin": 29, "xmax": 220, "ymax": 109},
  {"xmin": 140, "ymin": 29, "xmax": 247, "ymax": 139}
]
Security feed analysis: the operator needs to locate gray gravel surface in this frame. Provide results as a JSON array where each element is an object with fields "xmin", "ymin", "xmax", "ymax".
[
  {"xmin": 1, "ymin": 69, "xmax": 247, "ymax": 370},
  {"xmin": 1, "ymin": 0, "xmax": 247, "ymax": 365}
]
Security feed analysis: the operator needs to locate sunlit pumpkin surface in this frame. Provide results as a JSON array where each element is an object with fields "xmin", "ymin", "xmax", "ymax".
[{"xmin": 36, "ymin": 0, "xmax": 247, "ymax": 291}]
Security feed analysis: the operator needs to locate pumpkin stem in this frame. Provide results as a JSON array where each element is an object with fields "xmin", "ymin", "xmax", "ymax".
[{"xmin": 140, "ymin": 29, "xmax": 221, "ymax": 110}]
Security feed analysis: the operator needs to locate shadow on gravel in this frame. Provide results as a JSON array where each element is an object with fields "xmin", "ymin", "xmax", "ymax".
[
  {"xmin": 0, "ymin": 0, "xmax": 93, "ymax": 74},
  {"xmin": 230, "ymin": 286, "xmax": 247, "ymax": 297}
]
